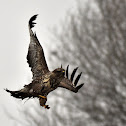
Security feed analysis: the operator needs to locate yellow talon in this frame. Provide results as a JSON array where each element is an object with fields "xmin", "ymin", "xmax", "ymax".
[
  {"xmin": 39, "ymin": 95, "xmax": 47, "ymax": 99},
  {"xmin": 42, "ymin": 105, "xmax": 50, "ymax": 109}
]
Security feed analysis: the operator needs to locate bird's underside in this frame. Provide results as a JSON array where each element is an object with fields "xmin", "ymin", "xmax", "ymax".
[{"xmin": 5, "ymin": 15, "xmax": 84, "ymax": 109}]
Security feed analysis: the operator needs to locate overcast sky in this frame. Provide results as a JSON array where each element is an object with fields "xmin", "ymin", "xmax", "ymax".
[{"xmin": 0, "ymin": 0, "xmax": 76, "ymax": 125}]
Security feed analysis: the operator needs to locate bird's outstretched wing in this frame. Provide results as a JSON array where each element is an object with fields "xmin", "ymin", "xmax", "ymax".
[
  {"xmin": 59, "ymin": 65, "xmax": 84, "ymax": 93},
  {"xmin": 27, "ymin": 15, "xmax": 49, "ymax": 80}
]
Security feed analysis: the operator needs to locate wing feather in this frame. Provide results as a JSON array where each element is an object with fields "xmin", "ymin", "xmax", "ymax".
[
  {"xmin": 66, "ymin": 65, "xmax": 69, "ymax": 79},
  {"xmin": 27, "ymin": 15, "xmax": 49, "ymax": 80},
  {"xmin": 59, "ymin": 66, "xmax": 84, "ymax": 93},
  {"xmin": 70, "ymin": 67, "xmax": 78, "ymax": 82},
  {"xmin": 74, "ymin": 72, "xmax": 82, "ymax": 86}
]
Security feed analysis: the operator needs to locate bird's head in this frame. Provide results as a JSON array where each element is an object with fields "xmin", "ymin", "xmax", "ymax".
[{"xmin": 52, "ymin": 68, "xmax": 65, "ymax": 78}]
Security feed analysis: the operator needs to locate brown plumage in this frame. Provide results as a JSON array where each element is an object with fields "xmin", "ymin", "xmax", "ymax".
[{"xmin": 5, "ymin": 15, "xmax": 84, "ymax": 109}]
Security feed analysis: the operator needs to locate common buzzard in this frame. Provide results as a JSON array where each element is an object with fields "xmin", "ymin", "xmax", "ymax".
[{"xmin": 5, "ymin": 15, "xmax": 84, "ymax": 109}]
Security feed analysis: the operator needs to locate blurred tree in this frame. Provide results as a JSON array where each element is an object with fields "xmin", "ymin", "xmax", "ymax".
[
  {"xmin": 10, "ymin": 0, "xmax": 126, "ymax": 126},
  {"xmin": 49, "ymin": 0, "xmax": 126, "ymax": 126}
]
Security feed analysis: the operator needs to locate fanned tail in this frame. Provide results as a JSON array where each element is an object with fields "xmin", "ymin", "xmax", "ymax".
[{"xmin": 5, "ymin": 89, "xmax": 30, "ymax": 100}]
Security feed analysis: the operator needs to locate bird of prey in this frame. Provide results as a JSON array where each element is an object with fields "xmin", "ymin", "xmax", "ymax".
[{"xmin": 5, "ymin": 15, "xmax": 84, "ymax": 109}]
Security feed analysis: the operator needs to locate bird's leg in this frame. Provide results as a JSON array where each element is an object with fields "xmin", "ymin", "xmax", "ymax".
[
  {"xmin": 39, "ymin": 95, "xmax": 50, "ymax": 109},
  {"xmin": 38, "ymin": 95, "xmax": 47, "ymax": 99}
]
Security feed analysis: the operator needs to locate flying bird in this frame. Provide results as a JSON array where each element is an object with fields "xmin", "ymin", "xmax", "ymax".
[{"xmin": 5, "ymin": 15, "xmax": 84, "ymax": 109}]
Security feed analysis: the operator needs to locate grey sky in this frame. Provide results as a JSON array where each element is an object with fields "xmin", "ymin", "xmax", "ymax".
[{"xmin": 0, "ymin": 0, "xmax": 76, "ymax": 125}]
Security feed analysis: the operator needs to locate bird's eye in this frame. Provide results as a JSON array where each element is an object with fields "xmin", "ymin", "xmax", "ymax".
[{"xmin": 56, "ymin": 69, "xmax": 65, "ymax": 73}]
